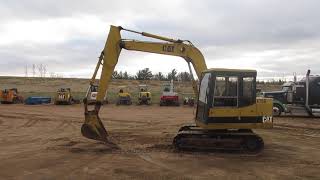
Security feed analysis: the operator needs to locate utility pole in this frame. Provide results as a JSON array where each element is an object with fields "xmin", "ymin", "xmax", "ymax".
[{"xmin": 37, "ymin": 64, "xmax": 44, "ymax": 78}]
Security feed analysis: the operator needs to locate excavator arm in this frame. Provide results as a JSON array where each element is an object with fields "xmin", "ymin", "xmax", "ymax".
[{"xmin": 81, "ymin": 25, "xmax": 207, "ymax": 142}]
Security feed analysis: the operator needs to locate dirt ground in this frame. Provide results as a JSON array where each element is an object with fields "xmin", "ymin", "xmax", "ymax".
[{"xmin": 0, "ymin": 104, "xmax": 319, "ymax": 180}]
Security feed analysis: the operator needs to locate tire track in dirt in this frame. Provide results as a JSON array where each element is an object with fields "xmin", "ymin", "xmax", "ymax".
[
  {"xmin": 1, "ymin": 147, "xmax": 106, "ymax": 179},
  {"xmin": 56, "ymin": 120, "xmax": 78, "ymax": 130},
  {"xmin": 106, "ymin": 118, "xmax": 149, "ymax": 125},
  {"xmin": 43, "ymin": 141, "xmax": 123, "ymax": 180},
  {"xmin": 0, "ymin": 112, "xmax": 82, "ymax": 124},
  {"xmin": 274, "ymin": 124, "xmax": 320, "ymax": 137},
  {"xmin": 137, "ymin": 154, "xmax": 185, "ymax": 174},
  {"xmin": 0, "ymin": 112, "xmax": 149, "ymax": 131},
  {"xmin": 22, "ymin": 119, "xmax": 40, "ymax": 127},
  {"xmin": 73, "ymin": 137, "xmax": 187, "ymax": 177},
  {"xmin": 0, "ymin": 113, "xmax": 49, "ymax": 128},
  {"xmin": 0, "ymin": 114, "xmax": 23, "ymax": 119},
  {"xmin": 0, "ymin": 112, "xmax": 81, "ymax": 130}
]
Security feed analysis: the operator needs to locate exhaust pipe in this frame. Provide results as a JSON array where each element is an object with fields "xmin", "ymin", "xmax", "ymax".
[
  {"xmin": 306, "ymin": 70, "xmax": 310, "ymax": 107},
  {"xmin": 305, "ymin": 70, "xmax": 312, "ymax": 116}
]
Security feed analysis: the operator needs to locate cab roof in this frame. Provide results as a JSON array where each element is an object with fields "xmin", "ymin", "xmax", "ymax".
[{"xmin": 203, "ymin": 68, "xmax": 257, "ymax": 73}]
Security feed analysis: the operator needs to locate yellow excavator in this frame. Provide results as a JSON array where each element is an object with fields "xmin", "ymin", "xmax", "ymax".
[{"xmin": 82, "ymin": 25, "xmax": 273, "ymax": 153}]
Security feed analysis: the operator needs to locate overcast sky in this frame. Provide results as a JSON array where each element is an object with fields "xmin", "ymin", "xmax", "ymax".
[{"xmin": 1, "ymin": 0, "xmax": 320, "ymax": 80}]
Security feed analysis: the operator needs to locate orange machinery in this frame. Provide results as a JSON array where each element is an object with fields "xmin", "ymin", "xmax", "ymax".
[{"xmin": 0, "ymin": 88, "xmax": 24, "ymax": 104}]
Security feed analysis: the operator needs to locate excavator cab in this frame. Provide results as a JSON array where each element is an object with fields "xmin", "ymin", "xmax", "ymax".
[
  {"xmin": 174, "ymin": 68, "xmax": 272, "ymax": 152},
  {"xmin": 196, "ymin": 68, "xmax": 260, "ymax": 125}
]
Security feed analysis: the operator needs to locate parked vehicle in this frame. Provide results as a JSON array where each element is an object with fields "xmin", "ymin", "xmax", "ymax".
[
  {"xmin": 137, "ymin": 84, "xmax": 151, "ymax": 105},
  {"xmin": 25, "ymin": 97, "xmax": 51, "ymax": 105},
  {"xmin": 86, "ymin": 85, "xmax": 108, "ymax": 105},
  {"xmin": 116, "ymin": 86, "xmax": 132, "ymax": 105},
  {"xmin": 263, "ymin": 70, "xmax": 320, "ymax": 117},
  {"xmin": 54, "ymin": 88, "xmax": 80, "ymax": 105},
  {"xmin": 183, "ymin": 96, "xmax": 195, "ymax": 106},
  {"xmin": 160, "ymin": 80, "xmax": 180, "ymax": 106},
  {"xmin": 0, "ymin": 88, "xmax": 23, "ymax": 104}
]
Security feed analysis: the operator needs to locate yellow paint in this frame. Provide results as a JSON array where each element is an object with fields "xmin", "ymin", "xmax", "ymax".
[
  {"xmin": 196, "ymin": 121, "xmax": 273, "ymax": 129},
  {"xmin": 118, "ymin": 92, "xmax": 131, "ymax": 98},
  {"xmin": 96, "ymin": 25, "xmax": 122, "ymax": 101},
  {"xmin": 139, "ymin": 92, "xmax": 151, "ymax": 98},
  {"xmin": 209, "ymin": 98, "xmax": 273, "ymax": 117}
]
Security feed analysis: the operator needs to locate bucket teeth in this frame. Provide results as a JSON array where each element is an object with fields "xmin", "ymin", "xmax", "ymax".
[{"xmin": 82, "ymin": 110, "xmax": 108, "ymax": 142}]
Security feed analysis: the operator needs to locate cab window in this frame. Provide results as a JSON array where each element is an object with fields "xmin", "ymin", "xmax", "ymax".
[
  {"xmin": 213, "ymin": 76, "xmax": 238, "ymax": 107},
  {"xmin": 240, "ymin": 77, "xmax": 255, "ymax": 106},
  {"xmin": 282, "ymin": 86, "xmax": 292, "ymax": 92}
]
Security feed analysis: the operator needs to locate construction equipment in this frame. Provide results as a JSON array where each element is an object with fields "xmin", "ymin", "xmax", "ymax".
[
  {"xmin": 54, "ymin": 88, "xmax": 79, "ymax": 105},
  {"xmin": 86, "ymin": 85, "xmax": 108, "ymax": 105},
  {"xmin": 137, "ymin": 84, "xmax": 152, "ymax": 105},
  {"xmin": 25, "ymin": 96, "xmax": 51, "ymax": 105},
  {"xmin": 263, "ymin": 70, "xmax": 320, "ymax": 117},
  {"xmin": 81, "ymin": 25, "xmax": 273, "ymax": 153},
  {"xmin": 160, "ymin": 80, "xmax": 180, "ymax": 106},
  {"xmin": 183, "ymin": 96, "xmax": 195, "ymax": 106},
  {"xmin": 116, "ymin": 86, "xmax": 132, "ymax": 105},
  {"xmin": 0, "ymin": 88, "xmax": 23, "ymax": 104}
]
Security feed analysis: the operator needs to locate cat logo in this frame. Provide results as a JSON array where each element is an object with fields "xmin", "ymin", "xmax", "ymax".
[
  {"xmin": 162, "ymin": 45, "xmax": 174, "ymax": 52},
  {"xmin": 262, "ymin": 116, "xmax": 273, "ymax": 123}
]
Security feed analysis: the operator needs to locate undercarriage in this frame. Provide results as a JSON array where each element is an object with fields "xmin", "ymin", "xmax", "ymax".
[{"xmin": 173, "ymin": 125, "xmax": 264, "ymax": 154}]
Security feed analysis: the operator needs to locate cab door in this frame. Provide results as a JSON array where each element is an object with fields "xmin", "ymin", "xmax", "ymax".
[{"xmin": 196, "ymin": 73, "xmax": 212, "ymax": 123}]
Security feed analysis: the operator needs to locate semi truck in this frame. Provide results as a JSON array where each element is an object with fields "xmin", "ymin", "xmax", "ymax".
[{"xmin": 263, "ymin": 70, "xmax": 320, "ymax": 117}]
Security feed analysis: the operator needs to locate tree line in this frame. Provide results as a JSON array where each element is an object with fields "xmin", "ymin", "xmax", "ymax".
[
  {"xmin": 112, "ymin": 68, "xmax": 192, "ymax": 81},
  {"xmin": 112, "ymin": 68, "xmax": 288, "ymax": 84}
]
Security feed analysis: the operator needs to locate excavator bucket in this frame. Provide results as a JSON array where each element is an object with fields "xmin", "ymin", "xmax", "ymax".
[{"xmin": 81, "ymin": 110, "xmax": 108, "ymax": 142}]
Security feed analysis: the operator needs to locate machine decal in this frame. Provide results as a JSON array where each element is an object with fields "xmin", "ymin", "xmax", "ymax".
[
  {"xmin": 262, "ymin": 116, "xmax": 273, "ymax": 123},
  {"xmin": 59, "ymin": 94, "xmax": 65, "ymax": 99},
  {"xmin": 162, "ymin": 45, "xmax": 174, "ymax": 52}
]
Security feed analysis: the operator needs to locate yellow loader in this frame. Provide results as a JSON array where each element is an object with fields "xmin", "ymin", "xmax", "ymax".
[
  {"xmin": 137, "ymin": 84, "xmax": 151, "ymax": 105},
  {"xmin": 116, "ymin": 86, "xmax": 132, "ymax": 105}
]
